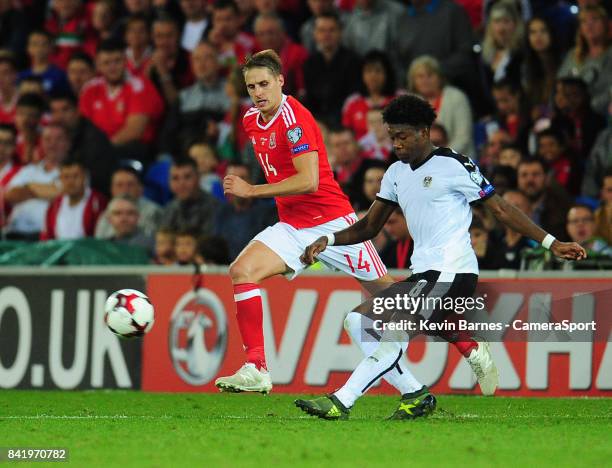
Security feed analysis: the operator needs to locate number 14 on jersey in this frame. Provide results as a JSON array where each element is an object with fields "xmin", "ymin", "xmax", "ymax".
[
  {"xmin": 258, "ymin": 153, "xmax": 277, "ymax": 177},
  {"xmin": 344, "ymin": 250, "xmax": 371, "ymax": 273}
]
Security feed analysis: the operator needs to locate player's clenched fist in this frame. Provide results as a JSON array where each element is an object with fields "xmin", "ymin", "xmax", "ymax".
[
  {"xmin": 551, "ymin": 241, "xmax": 587, "ymax": 261},
  {"xmin": 301, "ymin": 236, "xmax": 329, "ymax": 265},
  {"xmin": 223, "ymin": 174, "xmax": 254, "ymax": 198}
]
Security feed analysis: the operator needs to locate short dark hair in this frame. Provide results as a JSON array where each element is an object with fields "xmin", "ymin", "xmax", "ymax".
[
  {"xmin": 175, "ymin": 227, "xmax": 201, "ymax": 239},
  {"xmin": 328, "ymin": 125, "xmax": 354, "ymax": 137},
  {"xmin": 0, "ymin": 123, "xmax": 17, "ymax": 139},
  {"xmin": 430, "ymin": 122, "xmax": 449, "ymax": 138},
  {"xmin": 16, "ymin": 93, "xmax": 46, "ymax": 112},
  {"xmin": 213, "ymin": 0, "xmax": 239, "ymax": 14},
  {"xmin": 172, "ymin": 157, "xmax": 199, "ymax": 172},
  {"xmin": 490, "ymin": 164, "xmax": 517, "ymax": 189},
  {"xmin": 199, "ymin": 235, "xmax": 230, "ymax": 265},
  {"xmin": 500, "ymin": 142, "xmax": 523, "ymax": 154},
  {"xmin": 382, "ymin": 94, "xmax": 437, "ymax": 128},
  {"xmin": 242, "ymin": 49, "xmax": 282, "ymax": 76},
  {"xmin": 517, "ymin": 157, "xmax": 548, "ymax": 173},
  {"xmin": 49, "ymin": 92, "xmax": 78, "ymax": 107},
  {"xmin": 537, "ymin": 128, "xmax": 565, "ymax": 146},
  {"xmin": 0, "ymin": 53, "xmax": 17, "ymax": 70},
  {"xmin": 113, "ymin": 166, "xmax": 143, "ymax": 184},
  {"xmin": 19, "ymin": 75, "xmax": 44, "ymax": 87},
  {"xmin": 559, "ymin": 77, "xmax": 589, "ymax": 94},
  {"xmin": 316, "ymin": 11, "xmax": 342, "ymax": 27},
  {"xmin": 569, "ymin": 203, "xmax": 594, "ymax": 215},
  {"xmin": 492, "ymin": 78, "xmax": 521, "ymax": 95},
  {"xmin": 68, "ymin": 51, "xmax": 95, "ymax": 68},
  {"xmin": 469, "ymin": 216, "xmax": 486, "ymax": 232},
  {"xmin": 60, "ymin": 158, "xmax": 88, "ymax": 171},
  {"xmin": 153, "ymin": 14, "xmax": 180, "ymax": 31},
  {"xmin": 604, "ymin": 167, "xmax": 612, "ymax": 179},
  {"xmin": 28, "ymin": 29, "xmax": 53, "ymax": 42},
  {"xmin": 97, "ymin": 38, "xmax": 125, "ymax": 54},
  {"xmin": 125, "ymin": 13, "xmax": 149, "ymax": 29},
  {"xmin": 227, "ymin": 162, "xmax": 251, "ymax": 177}
]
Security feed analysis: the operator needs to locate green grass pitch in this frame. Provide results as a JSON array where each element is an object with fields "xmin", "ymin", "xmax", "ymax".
[{"xmin": 1, "ymin": 391, "xmax": 611, "ymax": 467}]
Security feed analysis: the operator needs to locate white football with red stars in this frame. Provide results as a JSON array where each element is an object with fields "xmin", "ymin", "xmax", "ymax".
[{"xmin": 104, "ymin": 289, "xmax": 155, "ymax": 339}]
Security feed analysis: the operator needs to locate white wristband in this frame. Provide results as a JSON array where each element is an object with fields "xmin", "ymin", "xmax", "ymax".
[
  {"xmin": 325, "ymin": 233, "xmax": 335, "ymax": 246},
  {"xmin": 542, "ymin": 234, "xmax": 556, "ymax": 250}
]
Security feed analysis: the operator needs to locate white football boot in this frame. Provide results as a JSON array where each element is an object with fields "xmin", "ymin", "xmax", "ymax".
[
  {"xmin": 215, "ymin": 363, "xmax": 272, "ymax": 394},
  {"xmin": 466, "ymin": 340, "xmax": 499, "ymax": 396}
]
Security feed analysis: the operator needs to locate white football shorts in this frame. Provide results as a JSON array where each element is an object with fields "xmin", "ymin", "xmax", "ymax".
[{"xmin": 253, "ymin": 213, "xmax": 387, "ymax": 281}]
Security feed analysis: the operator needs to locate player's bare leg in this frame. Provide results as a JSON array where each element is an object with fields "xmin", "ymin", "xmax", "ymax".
[{"xmin": 215, "ymin": 241, "xmax": 289, "ymax": 394}]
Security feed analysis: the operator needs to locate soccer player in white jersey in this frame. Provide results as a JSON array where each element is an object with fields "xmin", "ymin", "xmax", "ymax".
[{"xmin": 296, "ymin": 94, "xmax": 587, "ymax": 420}]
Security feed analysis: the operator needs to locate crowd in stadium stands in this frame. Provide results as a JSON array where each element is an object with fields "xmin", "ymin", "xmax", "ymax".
[{"xmin": 0, "ymin": 0, "xmax": 610, "ymax": 270}]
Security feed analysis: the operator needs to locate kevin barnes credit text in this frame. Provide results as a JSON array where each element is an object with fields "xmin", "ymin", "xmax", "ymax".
[{"xmin": 373, "ymin": 319, "xmax": 598, "ymax": 333}]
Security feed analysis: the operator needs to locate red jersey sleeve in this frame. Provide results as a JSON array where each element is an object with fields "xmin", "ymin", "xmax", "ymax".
[
  {"xmin": 79, "ymin": 85, "xmax": 94, "ymax": 121},
  {"xmin": 283, "ymin": 103, "xmax": 319, "ymax": 158}
]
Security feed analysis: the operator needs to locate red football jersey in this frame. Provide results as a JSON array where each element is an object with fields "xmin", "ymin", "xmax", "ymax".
[
  {"xmin": 342, "ymin": 93, "xmax": 395, "ymax": 140},
  {"xmin": 0, "ymin": 95, "xmax": 17, "ymax": 124},
  {"xmin": 242, "ymin": 95, "xmax": 353, "ymax": 229},
  {"xmin": 79, "ymin": 76, "xmax": 164, "ymax": 145}
]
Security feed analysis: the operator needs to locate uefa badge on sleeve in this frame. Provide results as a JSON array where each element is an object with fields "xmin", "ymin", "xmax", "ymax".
[
  {"xmin": 470, "ymin": 170, "xmax": 484, "ymax": 186},
  {"xmin": 287, "ymin": 126, "xmax": 303, "ymax": 144}
]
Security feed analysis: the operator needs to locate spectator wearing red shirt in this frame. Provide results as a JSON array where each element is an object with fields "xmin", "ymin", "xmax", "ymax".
[
  {"xmin": 45, "ymin": 0, "xmax": 93, "ymax": 69},
  {"xmin": 14, "ymin": 93, "xmax": 46, "ymax": 164},
  {"xmin": 379, "ymin": 207, "xmax": 413, "ymax": 269},
  {"xmin": 491, "ymin": 79, "xmax": 531, "ymax": 151},
  {"xmin": 0, "ymin": 124, "xmax": 22, "ymax": 226},
  {"xmin": 66, "ymin": 52, "xmax": 96, "ymax": 96},
  {"xmin": 0, "ymin": 54, "xmax": 18, "ymax": 124},
  {"xmin": 357, "ymin": 108, "xmax": 392, "ymax": 161},
  {"xmin": 79, "ymin": 39, "xmax": 164, "ymax": 161},
  {"xmin": 341, "ymin": 50, "xmax": 397, "ymax": 140},
  {"xmin": 41, "ymin": 159, "xmax": 107, "ymax": 240},
  {"xmin": 536, "ymin": 128, "xmax": 572, "ymax": 192},
  {"xmin": 208, "ymin": 0, "xmax": 255, "ymax": 73},
  {"xmin": 124, "ymin": 14, "xmax": 153, "ymax": 77},
  {"xmin": 147, "ymin": 17, "xmax": 194, "ymax": 105},
  {"xmin": 328, "ymin": 126, "xmax": 365, "ymax": 186},
  {"xmin": 254, "ymin": 12, "xmax": 308, "ymax": 98}
]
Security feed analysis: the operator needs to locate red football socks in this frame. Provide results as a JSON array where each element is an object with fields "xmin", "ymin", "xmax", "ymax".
[
  {"xmin": 233, "ymin": 283, "xmax": 267, "ymax": 370},
  {"xmin": 439, "ymin": 313, "xmax": 478, "ymax": 357}
]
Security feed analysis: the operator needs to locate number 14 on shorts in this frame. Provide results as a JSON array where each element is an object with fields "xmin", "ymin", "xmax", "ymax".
[{"xmin": 344, "ymin": 250, "xmax": 371, "ymax": 273}]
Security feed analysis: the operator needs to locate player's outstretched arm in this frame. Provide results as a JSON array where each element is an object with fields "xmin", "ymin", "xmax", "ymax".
[
  {"xmin": 223, "ymin": 152, "xmax": 319, "ymax": 198},
  {"xmin": 483, "ymin": 194, "xmax": 587, "ymax": 261},
  {"xmin": 301, "ymin": 200, "xmax": 395, "ymax": 265}
]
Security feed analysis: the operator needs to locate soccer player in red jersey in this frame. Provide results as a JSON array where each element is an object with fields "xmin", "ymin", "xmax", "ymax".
[{"xmin": 215, "ymin": 49, "xmax": 401, "ymax": 394}]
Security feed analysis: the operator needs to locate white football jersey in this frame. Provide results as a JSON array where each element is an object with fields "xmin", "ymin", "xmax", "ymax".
[{"xmin": 377, "ymin": 147, "xmax": 495, "ymax": 274}]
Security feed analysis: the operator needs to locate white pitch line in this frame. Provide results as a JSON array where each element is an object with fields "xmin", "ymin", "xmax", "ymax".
[{"xmin": 0, "ymin": 414, "xmax": 610, "ymax": 420}]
